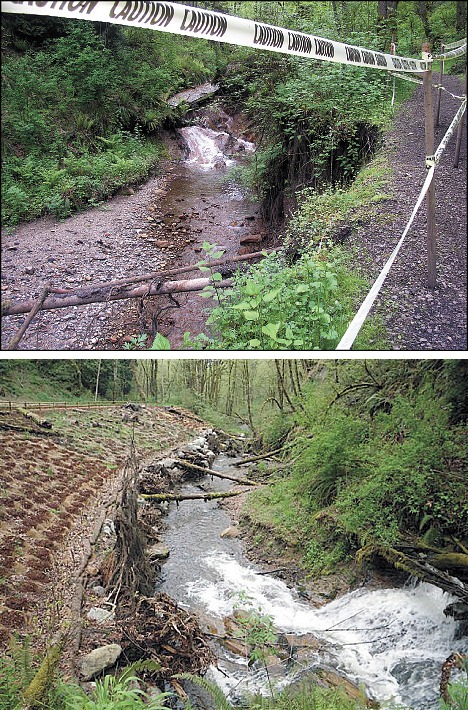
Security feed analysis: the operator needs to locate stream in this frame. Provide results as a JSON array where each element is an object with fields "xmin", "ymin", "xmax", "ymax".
[
  {"xmin": 150, "ymin": 116, "xmax": 261, "ymax": 347},
  {"xmin": 157, "ymin": 455, "xmax": 467, "ymax": 709}
]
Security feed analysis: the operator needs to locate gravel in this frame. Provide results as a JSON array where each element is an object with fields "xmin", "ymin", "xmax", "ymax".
[{"xmin": 347, "ymin": 74, "xmax": 467, "ymax": 352}]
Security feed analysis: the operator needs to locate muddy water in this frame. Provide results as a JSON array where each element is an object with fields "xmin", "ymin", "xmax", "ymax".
[{"xmin": 148, "ymin": 127, "xmax": 262, "ymax": 348}]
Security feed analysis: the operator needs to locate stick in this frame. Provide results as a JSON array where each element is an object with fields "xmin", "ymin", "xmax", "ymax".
[
  {"xmin": 234, "ymin": 447, "xmax": 284, "ymax": 466},
  {"xmin": 2, "ymin": 277, "xmax": 232, "ymax": 317},
  {"xmin": 6, "ymin": 284, "xmax": 49, "ymax": 349},
  {"xmin": 140, "ymin": 490, "xmax": 247, "ymax": 501},
  {"xmin": 173, "ymin": 458, "xmax": 258, "ymax": 485}
]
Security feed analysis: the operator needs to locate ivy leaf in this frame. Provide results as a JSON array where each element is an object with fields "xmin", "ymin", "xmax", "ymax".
[
  {"xmin": 261, "ymin": 322, "xmax": 281, "ymax": 339},
  {"xmin": 244, "ymin": 281, "xmax": 262, "ymax": 296},
  {"xmin": 150, "ymin": 333, "xmax": 171, "ymax": 350},
  {"xmin": 243, "ymin": 310, "xmax": 260, "ymax": 321},
  {"xmin": 249, "ymin": 339, "xmax": 261, "ymax": 347},
  {"xmin": 232, "ymin": 301, "xmax": 254, "ymax": 310},
  {"xmin": 211, "ymin": 272, "xmax": 223, "ymax": 281},
  {"xmin": 263, "ymin": 288, "xmax": 281, "ymax": 303}
]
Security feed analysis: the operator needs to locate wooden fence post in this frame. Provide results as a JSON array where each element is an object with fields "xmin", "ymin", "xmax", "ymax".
[
  {"xmin": 435, "ymin": 43, "xmax": 444, "ymax": 128},
  {"xmin": 454, "ymin": 75, "xmax": 467, "ymax": 168},
  {"xmin": 423, "ymin": 42, "xmax": 437, "ymax": 289}
]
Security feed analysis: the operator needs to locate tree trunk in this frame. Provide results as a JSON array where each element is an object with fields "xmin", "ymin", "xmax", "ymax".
[
  {"xmin": 140, "ymin": 491, "xmax": 246, "ymax": 502},
  {"xmin": 456, "ymin": 0, "xmax": 467, "ymax": 32}
]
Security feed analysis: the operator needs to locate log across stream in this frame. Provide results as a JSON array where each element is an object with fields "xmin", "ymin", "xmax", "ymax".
[{"xmin": 155, "ymin": 454, "xmax": 467, "ymax": 709}]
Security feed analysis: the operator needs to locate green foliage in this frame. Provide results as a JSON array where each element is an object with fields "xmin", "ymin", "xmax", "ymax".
[
  {"xmin": 232, "ymin": 594, "xmax": 278, "ymax": 666},
  {"xmin": 1, "ymin": 17, "xmax": 226, "ymax": 227},
  {"xmin": 200, "ymin": 248, "xmax": 373, "ymax": 350},
  {"xmin": 248, "ymin": 682, "xmax": 367, "ymax": 710},
  {"xmin": 243, "ymin": 361, "xmax": 468, "ymax": 573},
  {"xmin": 0, "ymin": 636, "xmax": 36, "ymax": 710},
  {"xmin": 57, "ymin": 664, "xmax": 171, "ymax": 709}
]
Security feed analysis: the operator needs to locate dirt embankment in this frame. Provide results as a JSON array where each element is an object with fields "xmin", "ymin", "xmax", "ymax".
[{"xmin": 0, "ymin": 403, "xmax": 206, "ymax": 651}]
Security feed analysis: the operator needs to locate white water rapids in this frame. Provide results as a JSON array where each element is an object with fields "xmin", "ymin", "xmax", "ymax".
[
  {"xmin": 157, "ymin": 456, "xmax": 467, "ymax": 709},
  {"xmin": 188, "ymin": 552, "xmax": 466, "ymax": 708}
]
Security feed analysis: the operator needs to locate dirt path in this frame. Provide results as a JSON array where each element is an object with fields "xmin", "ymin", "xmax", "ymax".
[{"xmin": 348, "ymin": 74, "xmax": 467, "ymax": 351}]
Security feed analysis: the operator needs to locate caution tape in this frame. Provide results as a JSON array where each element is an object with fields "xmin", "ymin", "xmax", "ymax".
[
  {"xmin": 432, "ymin": 43, "xmax": 467, "ymax": 60},
  {"xmin": 336, "ymin": 97, "xmax": 467, "ymax": 350},
  {"xmin": 442, "ymin": 37, "xmax": 467, "ymax": 50},
  {"xmin": 335, "ymin": 166, "xmax": 435, "ymax": 351},
  {"xmin": 1, "ymin": 1, "xmax": 430, "ymax": 73}
]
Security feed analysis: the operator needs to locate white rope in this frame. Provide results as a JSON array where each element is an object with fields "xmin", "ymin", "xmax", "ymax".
[
  {"xmin": 336, "ymin": 167, "xmax": 435, "ymax": 350},
  {"xmin": 433, "ymin": 99, "xmax": 467, "ymax": 164},
  {"xmin": 390, "ymin": 71, "xmax": 423, "ymax": 85},
  {"xmin": 336, "ymin": 95, "xmax": 467, "ymax": 350}
]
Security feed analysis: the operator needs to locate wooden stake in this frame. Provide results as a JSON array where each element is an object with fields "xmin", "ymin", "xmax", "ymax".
[
  {"xmin": 435, "ymin": 44, "xmax": 444, "ymax": 127},
  {"xmin": 6, "ymin": 284, "xmax": 49, "ymax": 350},
  {"xmin": 423, "ymin": 42, "xmax": 437, "ymax": 289},
  {"xmin": 454, "ymin": 75, "xmax": 467, "ymax": 168}
]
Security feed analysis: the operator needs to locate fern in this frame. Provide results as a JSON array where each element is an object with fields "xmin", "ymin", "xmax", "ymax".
[{"xmin": 175, "ymin": 672, "xmax": 233, "ymax": 710}]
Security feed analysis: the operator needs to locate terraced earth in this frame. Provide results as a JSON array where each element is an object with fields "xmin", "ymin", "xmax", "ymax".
[{"xmin": 0, "ymin": 403, "xmax": 204, "ymax": 648}]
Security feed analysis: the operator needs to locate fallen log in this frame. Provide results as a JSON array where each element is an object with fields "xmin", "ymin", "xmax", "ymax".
[
  {"xmin": 234, "ymin": 447, "xmax": 284, "ymax": 466},
  {"xmin": 1, "ymin": 249, "xmax": 275, "ymax": 318},
  {"xmin": 6, "ymin": 284, "xmax": 49, "ymax": 349},
  {"xmin": 358, "ymin": 544, "xmax": 468, "ymax": 603},
  {"xmin": 74, "ymin": 247, "xmax": 276, "ymax": 293},
  {"xmin": 140, "ymin": 491, "xmax": 246, "ymax": 502},
  {"xmin": 2, "ymin": 277, "xmax": 232, "ymax": 317},
  {"xmin": 174, "ymin": 458, "xmax": 258, "ymax": 485}
]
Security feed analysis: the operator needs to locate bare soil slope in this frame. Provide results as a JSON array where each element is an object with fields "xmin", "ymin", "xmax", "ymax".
[{"xmin": 0, "ymin": 403, "xmax": 205, "ymax": 649}]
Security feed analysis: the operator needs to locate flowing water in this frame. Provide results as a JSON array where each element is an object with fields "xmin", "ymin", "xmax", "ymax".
[{"xmin": 157, "ymin": 456, "xmax": 467, "ymax": 708}]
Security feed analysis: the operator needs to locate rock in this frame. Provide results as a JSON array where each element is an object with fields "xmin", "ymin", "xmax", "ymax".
[
  {"xmin": 154, "ymin": 240, "xmax": 170, "ymax": 248},
  {"xmin": 240, "ymin": 234, "xmax": 263, "ymax": 245},
  {"xmin": 86, "ymin": 607, "xmax": 115, "ymax": 624},
  {"xmin": 147, "ymin": 542, "xmax": 170, "ymax": 560},
  {"xmin": 102, "ymin": 520, "xmax": 115, "ymax": 536},
  {"xmin": 159, "ymin": 457, "xmax": 178, "ymax": 469},
  {"xmin": 81, "ymin": 643, "xmax": 122, "ymax": 680},
  {"xmin": 24, "ymin": 267, "xmax": 35, "ymax": 275},
  {"xmin": 221, "ymin": 526, "xmax": 240, "ymax": 538}
]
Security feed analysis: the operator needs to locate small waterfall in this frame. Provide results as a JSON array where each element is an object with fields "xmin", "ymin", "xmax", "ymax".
[{"xmin": 179, "ymin": 125, "xmax": 254, "ymax": 169}]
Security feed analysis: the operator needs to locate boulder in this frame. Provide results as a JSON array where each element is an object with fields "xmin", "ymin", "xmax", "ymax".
[
  {"xmin": 86, "ymin": 607, "xmax": 115, "ymax": 624},
  {"xmin": 147, "ymin": 542, "xmax": 170, "ymax": 560},
  {"xmin": 221, "ymin": 526, "xmax": 240, "ymax": 539},
  {"xmin": 81, "ymin": 644, "xmax": 122, "ymax": 681}
]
